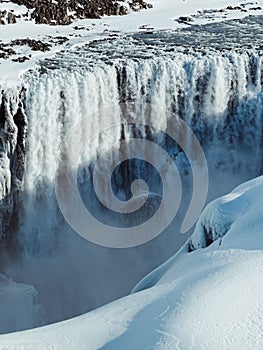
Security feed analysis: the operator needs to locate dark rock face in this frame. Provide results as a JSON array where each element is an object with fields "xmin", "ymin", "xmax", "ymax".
[
  {"xmin": 0, "ymin": 89, "xmax": 27, "ymax": 241},
  {"xmin": 3, "ymin": 0, "xmax": 152, "ymax": 25}
]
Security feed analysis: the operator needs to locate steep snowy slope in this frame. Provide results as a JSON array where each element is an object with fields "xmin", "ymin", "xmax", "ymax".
[{"xmin": 0, "ymin": 176, "xmax": 262, "ymax": 349}]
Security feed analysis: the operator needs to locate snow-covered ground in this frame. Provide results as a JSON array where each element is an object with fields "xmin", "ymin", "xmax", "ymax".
[
  {"xmin": 1, "ymin": 0, "xmax": 263, "ymax": 84},
  {"xmin": 0, "ymin": 176, "xmax": 263, "ymax": 349}
]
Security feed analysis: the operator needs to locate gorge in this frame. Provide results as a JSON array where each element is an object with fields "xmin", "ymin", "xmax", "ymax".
[{"xmin": 0, "ymin": 15, "xmax": 263, "ymax": 333}]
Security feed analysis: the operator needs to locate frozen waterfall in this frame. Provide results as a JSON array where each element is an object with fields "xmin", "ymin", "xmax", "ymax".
[
  {"xmin": 18, "ymin": 47, "xmax": 263, "ymax": 252},
  {"xmin": 0, "ymin": 26, "xmax": 263, "ymax": 326}
]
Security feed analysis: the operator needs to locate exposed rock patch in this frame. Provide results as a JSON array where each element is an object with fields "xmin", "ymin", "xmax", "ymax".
[{"xmin": 0, "ymin": 0, "xmax": 152, "ymax": 26}]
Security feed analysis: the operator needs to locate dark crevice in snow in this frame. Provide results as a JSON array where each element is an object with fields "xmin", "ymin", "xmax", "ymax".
[{"xmin": 188, "ymin": 223, "xmax": 231, "ymax": 252}]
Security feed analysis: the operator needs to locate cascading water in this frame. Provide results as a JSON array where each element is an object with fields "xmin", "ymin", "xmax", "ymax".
[{"xmin": 0, "ymin": 16, "xmax": 263, "ymax": 330}]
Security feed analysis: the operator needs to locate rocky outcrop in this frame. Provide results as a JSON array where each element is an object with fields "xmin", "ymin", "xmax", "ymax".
[{"xmin": 2, "ymin": 0, "xmax": 152, "ymax": 25}]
